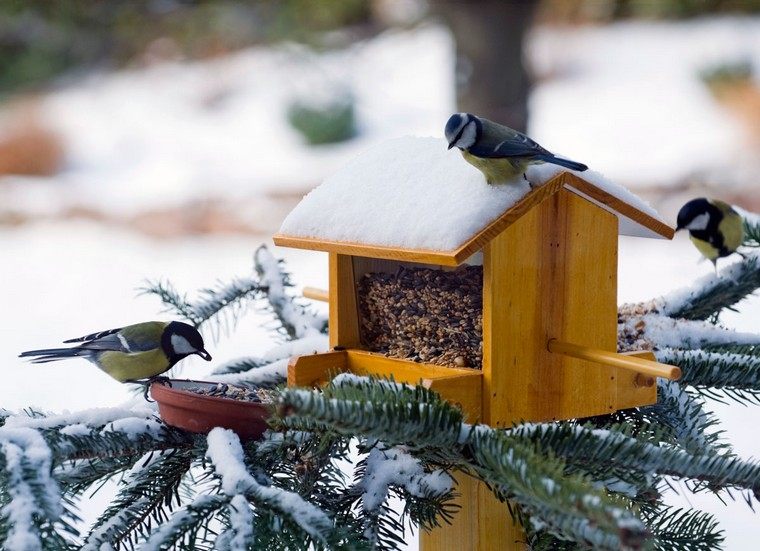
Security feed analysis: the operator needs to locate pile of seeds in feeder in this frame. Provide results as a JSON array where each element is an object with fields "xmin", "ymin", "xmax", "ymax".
[
  {"xmin": 186, "ymin": 383, "xmax": 276, "ymax": 403},
  {"xmin": 358, "ymin": 265, "xmax": 483, "ymax": 368}
]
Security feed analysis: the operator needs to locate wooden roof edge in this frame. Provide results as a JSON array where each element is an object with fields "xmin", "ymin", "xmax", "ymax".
[
  {"xmin": 562, "ymin": 173, "xmax": 675, "ymax": 240},
  {"xmin": 271, "ymin": 234, "xmax": 462, "ymax": 266},
  {"xmin": 273, "ymin": 171, "xmax": 674, "ymax": 265}
]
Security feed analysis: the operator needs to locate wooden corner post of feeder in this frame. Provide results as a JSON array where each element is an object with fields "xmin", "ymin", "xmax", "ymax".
[{"xmin": 274, "ymin": 170, "xmax": 678, "ymax": 550}]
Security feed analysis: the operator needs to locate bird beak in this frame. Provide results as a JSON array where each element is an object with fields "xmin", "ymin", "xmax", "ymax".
[
  {"xmin": 447, "ymin": 142, "xmax": 454, "ymax": 150},
  {"xmin": 197, "ymin": 349, "xmax": 212, "ymax": 361}
]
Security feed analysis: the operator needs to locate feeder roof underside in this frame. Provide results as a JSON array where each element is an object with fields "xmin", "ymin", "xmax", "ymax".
[{"xmin": 275, "ymin": 137, "xmax": 673, "ymax": 265}]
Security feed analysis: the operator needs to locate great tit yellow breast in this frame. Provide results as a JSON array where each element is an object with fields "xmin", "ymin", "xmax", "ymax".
[{"xmin": 97, "ymin": 348, "xmax": 171, "ymax": 383}]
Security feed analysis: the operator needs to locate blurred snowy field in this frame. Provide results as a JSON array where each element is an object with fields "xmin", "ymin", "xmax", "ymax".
[{"xmin": 2, "ymin": 14, "xmax": 760, "ymax": 550}]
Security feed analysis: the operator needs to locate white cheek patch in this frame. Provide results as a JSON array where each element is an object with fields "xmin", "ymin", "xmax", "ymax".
[
  {"xmin": 171, "ymin": 334, "xmax": 196, "ymax": 355},
  {"xmin": 458, "ymin": 121, "xmax": 477, "ymax": 148},
  {"xmin": 686, "ymin": 212, "xmax": 710, "ymax": 231}
]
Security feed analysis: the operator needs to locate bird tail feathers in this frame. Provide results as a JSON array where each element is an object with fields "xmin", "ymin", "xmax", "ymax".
[
  {"xmin": 541, "ymin": 155, "xmax": 588, "ymax": 172},
  {"xmin": 19, "ymin": 347, "xmax": 89, "ymax": 364}
]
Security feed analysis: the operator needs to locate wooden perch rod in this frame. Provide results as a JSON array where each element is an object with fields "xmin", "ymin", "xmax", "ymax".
[
  {"xmin": 303, "ymin": 286, "xmax": 329, "ymax": 302},
  {"xmin": 547, "ymin": 339, "xmax": 681, "ymax": 381}
]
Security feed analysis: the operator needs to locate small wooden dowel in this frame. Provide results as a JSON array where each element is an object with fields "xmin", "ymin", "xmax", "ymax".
[
  {"xmin": 303, "ymin": 286, "xmax": 329, "ymax": 303},
  {"xmin": 547, "ymin": 339, "xmax": 681, "ymax": 381}
]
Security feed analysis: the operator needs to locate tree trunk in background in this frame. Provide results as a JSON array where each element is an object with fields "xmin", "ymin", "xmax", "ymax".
[{"xmin": 431, "ymin": 0, "xmax": 539, "ymax": 133}]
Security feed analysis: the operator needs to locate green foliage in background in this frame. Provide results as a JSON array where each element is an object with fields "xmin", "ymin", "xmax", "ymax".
[
  {"xmin": 287, "ymin": 98, "xmax": 356, "ymax": 145},
  {"xmin": 0, "ymin": 0, "xmax": 371, "ymax": 94}
]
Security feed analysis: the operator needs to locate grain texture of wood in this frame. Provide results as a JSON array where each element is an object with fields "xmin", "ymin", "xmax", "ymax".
[
  {"xmin": 616, "ymin": 350, "xmax": 658, "ymax": 409},
  {"xmin": 329, "ymin": 253, "xmax": 361, "ymax": 349},
  {"xmin": 483, "ymin": 188, "xmax": 620, "ymax": 427},
  {"xmin": 346, "ymin": 350, "xmax": 479, "ymax": 384},
  {"xmin": 287, "ymin": 351, "xmax": 347, "ymax": 387},
  {"xmin": 548, "ymin": 339, "xmax": 681, "ymax": 380}
]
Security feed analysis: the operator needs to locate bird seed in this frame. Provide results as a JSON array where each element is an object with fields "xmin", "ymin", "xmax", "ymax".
[
  {"xmin": 187, "ymin": 383, "xmax": 275, "ymax": 403},
  {"xmin": 358, "ymin": 265, "xmax": 483, "ymax": 369}
]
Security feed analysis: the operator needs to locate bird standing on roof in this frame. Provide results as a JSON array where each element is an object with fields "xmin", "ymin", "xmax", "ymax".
[
  {"xmin": 444, "ymin": 113, "xmax": 588, "ymax": 185},
  {"xmin": 19, "ymin": 321, "xmax": 211, "ymax": 383},
  {"xmin": 676, "ymin": 198, "xmax": 744, "ymax": 268}
]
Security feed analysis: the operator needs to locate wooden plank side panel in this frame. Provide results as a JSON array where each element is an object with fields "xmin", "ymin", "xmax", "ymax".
[
  {"xmin": 328, "ymin": 253, "xmax": 361, "ymax": 349},
  {"xmin": 556, "ymin": 190, "xmax": 618, "ymax": 418},
  {"xmin": 483, "ymin": 190, "xmax": 620, "ymax": 427}
]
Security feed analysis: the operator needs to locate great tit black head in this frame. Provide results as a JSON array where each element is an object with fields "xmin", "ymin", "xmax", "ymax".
[
  {"xmin": 445, "ymin": 113, "xmax": 480, "ymax": 150},
  {"xmin": 676, "ymin": 198, "xmax": 714, "ymax": 232},
  {"xmin": 162, "ymin": 321, "xmax": 211, "ymax": 363}
]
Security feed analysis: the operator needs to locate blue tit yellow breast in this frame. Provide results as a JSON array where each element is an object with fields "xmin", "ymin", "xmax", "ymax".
[
  {"xmin": 461, "ymin": 151, "xmax": 527, "ymax": 184},
  {"xmin": 96, "ymin": 349, "xmax": 171, "ymax": 382}
]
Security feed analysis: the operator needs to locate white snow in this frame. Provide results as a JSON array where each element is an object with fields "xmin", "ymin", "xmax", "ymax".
[
  {"xmin": 621, "ymin": 313, "xmax": 760, "ymax": 350},
  {"xmin": 260, "ymin": 335, "xmax": 328, "ymax": 362},
  {"xmin": 255, "ymin": 246, "xmax": 327, "ymax": 338},
  {"xmin": 225, "ymin": 494, "xmax": 255, "ymax": 549},
  {"xmin": 209, "ymin": 357, "xmax": 289, "ymax": 385},
  {"xmin": 3, "ymin": 404, "xmax": 156, "ymax": 431},
  {"xmin": 205, "ymin": 428, "xmax": 333, "ymax": 541},
  {"xmin": 279, "ymin": 136, "xmax": 668, "ymax": 251},
  {"xmin": 360, "ymin": 445, "xmax": 452, "ymax": 513},
  {"xmin": 657, "ymin": 251, "xmax": 760, "ymax": 316},
  {"xmin": 0, "ymin": 427, "xmax": 62, "ymax": 551}
]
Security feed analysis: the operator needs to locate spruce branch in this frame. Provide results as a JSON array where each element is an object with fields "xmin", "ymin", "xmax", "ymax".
[
  {"xmin": 657, "ymin": 348, "xmax": 760, "ymax": 405},
  {"xmin": 280, "ymin": 377, "xmax": 648, "ymax": 550},
  {"xmin": 254, "ymin": 246, "xmax": 327, "ymax": 339},
  {"xmin": 660, "ymin": 253, "xmax": 760, "ymax": 321},
  {"xmin": 641, "ymin": 504, "xmax": 724, "ymax": 551},
  {"xmin": 510, "ymin": 423, "xmax": 760, "ymax": 501}
]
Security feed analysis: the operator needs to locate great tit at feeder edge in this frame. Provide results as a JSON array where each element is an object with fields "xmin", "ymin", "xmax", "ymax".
[
  {"xmin": 676, "ymin": 198, "xmax": 744, "ymax": 267},
  {"xmin": 444, "ymin": 113, "xmax": 588, "ymax": 185},
  {"xmin": 19, "ymin": 321, "xmax": 211, "ymax": 383}
]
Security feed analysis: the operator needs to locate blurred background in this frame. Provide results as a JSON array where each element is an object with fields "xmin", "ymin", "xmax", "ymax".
[{"xmin": 2, "ymin": 0, "xmax": 760, "ymax": 546}]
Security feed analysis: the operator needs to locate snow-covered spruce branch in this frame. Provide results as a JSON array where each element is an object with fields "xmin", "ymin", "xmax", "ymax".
[
  {"xmin": 205, "ymin": 428, "xmax": 346, "ymax": 549},
  {"xmin": 661, "ymin": 253, "xmax": 760, "ymax": 321},
  {"xmin": 639, "ymin": 380, "xmax": 725, "ymax": 455},
  {"xmin": 254, "ymin": 245, "xmax": 327, "ymax": 339},
  {"xmin": 618, "ymin": 313, "xmax": 760, "ymax": 352},
  {"xmin": 140, "ymin": 276, "xmax": 265, "ymax": 331},
  {"xmin": 139, "ymin": 494, "xmax": 229, "ymax": 551},
  {"xmin": 509, "ymin": 422, "xmax": 760, "ymax": 500},
  {"xmin": 352, "ymin": 444, "xmax": 454, "ymax": 549},
  {"xmin": 278, "ymin": 378, "xmax": 647, "ymax": 550},
  {"xmin": 81, "ymin": 449, "xmax": 194, "ymax": 550},
  {"xmin": 657, "ymin": 348, "xmax": 760, "ymax": 405}
]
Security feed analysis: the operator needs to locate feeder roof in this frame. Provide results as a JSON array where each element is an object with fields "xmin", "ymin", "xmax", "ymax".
[{"xmin": 274, "ymin": 136, "xmax": 673, "ymax": 266}]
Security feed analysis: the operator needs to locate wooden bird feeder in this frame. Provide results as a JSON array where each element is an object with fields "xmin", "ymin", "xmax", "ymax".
[{"xmin": 274, "ymin": 168, "xmax": 677, "ymax": 550}]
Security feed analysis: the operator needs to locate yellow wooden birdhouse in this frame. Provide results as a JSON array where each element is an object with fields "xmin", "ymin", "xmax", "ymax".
[{"xmin": 273, "ymin": 136, "xmax": 679, "ymax": 549}]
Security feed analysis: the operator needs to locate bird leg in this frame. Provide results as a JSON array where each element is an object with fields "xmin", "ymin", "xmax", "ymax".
[{"xmin": 127, "ymin": 376, "xmax": 173, "ymax": 402}]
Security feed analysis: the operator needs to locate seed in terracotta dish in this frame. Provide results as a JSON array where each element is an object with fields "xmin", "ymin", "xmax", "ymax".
[{"xmin": 186, "ymin": 383, "xmax": 275, "ymax": 403}]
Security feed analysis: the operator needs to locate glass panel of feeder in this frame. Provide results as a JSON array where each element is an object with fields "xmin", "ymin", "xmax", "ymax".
[{"xmin": 354, "ymin": 257, "xmax": 483, "ymax": 369}]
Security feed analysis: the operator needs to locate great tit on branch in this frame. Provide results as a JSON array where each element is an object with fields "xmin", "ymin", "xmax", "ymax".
[
  {"xmin": 19, "ymin": 321, "xmax": 211, "ymax": 383},
  {"xmin": 676, "ymin": 198, "xmax": 744, "ymax": 267},
  {"xmin": 445, "ymin": 113, "xmax": 588, "ymax": 185}
]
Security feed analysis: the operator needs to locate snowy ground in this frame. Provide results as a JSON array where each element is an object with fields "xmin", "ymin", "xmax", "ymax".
[{"xmin": 3, "ymin": 13, "xmax": 760, "ymax": 550}]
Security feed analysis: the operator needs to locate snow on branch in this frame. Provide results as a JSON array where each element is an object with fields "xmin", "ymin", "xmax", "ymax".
[
  {"xmin": 618, "ymin": 313, "xmax": 760, "ymax": 352},
  {"xmin": 0, "ymin": 427, "xmax": 62, "ymax": 551},
  {"xmin": 209, "ymin": 358, "xmax": 288, "ymax": 386},
  {"xmin": 140, "ymin": 494, "xmax": 229, "ymax": 551},
  {"xmin": 360, "ymin": 445, "xmax": 452, "ymax": 513},
  {"xmin": 658, "ymin": 252, "xmax": 760, "ymax": 321},
  {"xmin": 254, "ymin": 246, "xmax": 327, "ymax": 339},
  {"xmin": 657, "ymin": 348, "xmax": 760, "ymax": 405},
  {"xmin": 205, "ymin": 428, "xmax": 334, "ymax": 544}
]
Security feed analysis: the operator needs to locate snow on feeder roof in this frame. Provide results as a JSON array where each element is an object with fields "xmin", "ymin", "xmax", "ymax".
[{"xmin": 274, "ymin": 136, "xmax": 673, "ymax": 266}]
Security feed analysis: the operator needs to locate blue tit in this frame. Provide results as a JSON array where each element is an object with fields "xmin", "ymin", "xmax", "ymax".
[
  {"xmin": 19, "ymin": 321, "xmax": 211, "ymax": 383},
  {"xmin": 676, "ymin": 198, "xmax": 744, "ymax": 267},
  {"xmin": 444, "ymin": 112, "xmax": 588, "ymax": 185}
]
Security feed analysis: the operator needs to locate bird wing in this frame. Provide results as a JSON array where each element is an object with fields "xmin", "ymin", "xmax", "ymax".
[
  {"xmin": 469, "ymin": 120, "xmax": 551, "ymax": 159},
  {"xmin": 61, "ymin": 322, "xmax": 167, "ymax": 353},
  {"xmin": 470, "ymin": 133, "xmax": 549, "ymax": 159}
]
